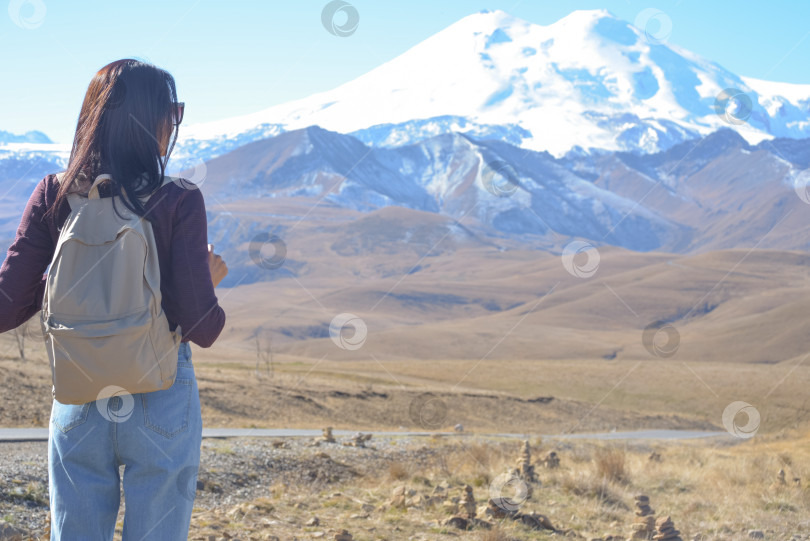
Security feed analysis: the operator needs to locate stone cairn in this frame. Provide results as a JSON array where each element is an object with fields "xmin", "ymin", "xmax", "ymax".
[
  {"xmin": 652, "ymin": 516, "xmax": 682, "ymax": 541},
  {"xmin": 627, "ymin": 494, "xmax": 655, "ymax": 540},
  {"xmin": 515, "ymin": 440, "xmax": 537, "ymax": 481},
  {"xmin": 542, "ymin": 450, "xmax": 560, "ymax": 469},
  {"xmin": 460, "ymin": 484, "xmax": 476, "ymax": 519},
  {"xmin": 444, "ymin": 484, "xmax": 492, "ymax": 530}
]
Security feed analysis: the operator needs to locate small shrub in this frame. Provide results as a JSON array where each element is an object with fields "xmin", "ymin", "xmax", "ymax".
[
  {"xmin": 388, "ymin": 460, "xmax": 410, "ymax": 481},
  {"xmin": 594, "ymin": 446, "xmax": 627, "ymax": 484}
]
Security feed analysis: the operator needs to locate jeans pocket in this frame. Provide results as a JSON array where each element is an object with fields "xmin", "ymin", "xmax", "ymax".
[
  {"xmin": 51, "ymin": 401, "xmax": 91, "ymax": 433},
  {"xmin": 143, "ymin": 377, "xmax": 192, "ymax": 438}
]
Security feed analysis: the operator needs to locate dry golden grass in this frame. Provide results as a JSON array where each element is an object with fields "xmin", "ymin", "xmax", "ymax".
[
  {"xmin": 593, "ymin": 445, "xmax": 628, "ymax": 484},
  {"xmin": 177, "ymin": 431, "xmax": 810, "ymax": 540}
]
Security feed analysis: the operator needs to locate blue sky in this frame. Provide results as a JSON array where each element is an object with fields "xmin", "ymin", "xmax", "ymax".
[{"xmin": 2, "ymin": 0, "xmax": 808, "ymax": 144}]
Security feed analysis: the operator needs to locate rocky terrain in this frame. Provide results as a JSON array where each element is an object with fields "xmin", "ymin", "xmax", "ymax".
[{"xmin": 2, "ymin": 432, "xmax": 810, "ymax": 540}]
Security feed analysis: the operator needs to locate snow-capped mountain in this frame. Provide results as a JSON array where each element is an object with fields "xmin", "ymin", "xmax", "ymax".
[
  {"xmin": 4, "ymin": 9, "xmax": 810, "ymax": 172},
  {"xmin": 167, "ymin": 8, "xmax": 810, "ymax": 164}
]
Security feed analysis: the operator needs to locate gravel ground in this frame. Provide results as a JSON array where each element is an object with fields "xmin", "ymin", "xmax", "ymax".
[{"xmin": 0, "ymin": 433, "xmax": 444, "ymax": 538}]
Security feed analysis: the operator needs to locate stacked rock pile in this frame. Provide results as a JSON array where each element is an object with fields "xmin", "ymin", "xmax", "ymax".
[
  {"xmin": 515, "ymin": 440, "xmax": 537, "ymax": 481},
  {"xmin": 652, "ymin": 516, "xmax": 682, "ymax": 541},
  {"xmin": 627, "ymin": 494, "xmax": 655, "ymax": 540}
]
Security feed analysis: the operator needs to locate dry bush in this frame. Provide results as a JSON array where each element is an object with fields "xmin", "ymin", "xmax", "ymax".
[
  {"xmin": 560, "ymin": 469, "xmax": 626, "ymax": 508},
  {"xmin": 387, "ymin": 460, "xmax": 410, "ymax": 481},
  {"xmin": 465, "ymin": 441, "xmax": 500, "ymax": 470},
  {"xmin": 594, "ymin": 445, "xmax": 627, "ymax": 484}
]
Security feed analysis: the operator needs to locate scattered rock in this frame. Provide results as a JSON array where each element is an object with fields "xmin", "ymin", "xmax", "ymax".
[
  {"xmin": 343, "ymin": 433, "xmax": 372, "ymax": 448},
  {"xmin": 748, "ymin": 531, "xmax": 764, "ymax": 539},
  {"xmin": 648, "ymin": 451, "xmax": 662, "ymax": 463},
  {"xmin": 515, "ymin": 511, "xmax": 556, "ymax": 531},
  {"xmin": 486, "ymin": 497, "xmax": 519, "ymax": 519},
  {"xmin": 443, "ymin": 515, "xmax": 492, "ymax": 531},
  {"xmin": 334, "ymin": 529, "xmax": 353, "ymax": 541},
  {"xmin": 444, "ymin": 516, "xmax": 471, "ymax": 530},
  {"xmin": 306, "ymin": 517, "xmax": 320, "ymax": 526},
  {"xmin": 0, "ymin": 523, "xmax": 25, "ymax": 541},
  {"xmin": 386, "ymin": 484, "xmax": 431, "ymax": 508},
  {"xmin": 321, "ymin": 427, "xmax": 336, "ymax": 443},
  {"xmin": 454, "ymin": 423, "xmax": 464, "ymax": 432}
]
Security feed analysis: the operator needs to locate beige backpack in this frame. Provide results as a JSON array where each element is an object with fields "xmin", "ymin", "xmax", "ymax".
[{"xmin": 41, "ymin": 172, "xmax": 182, "ymax": 405}]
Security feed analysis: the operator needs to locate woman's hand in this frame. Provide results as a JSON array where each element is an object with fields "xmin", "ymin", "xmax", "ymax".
[{"xmin": 207, "ymin": 244, "xmax": 228, "ymax": 288}]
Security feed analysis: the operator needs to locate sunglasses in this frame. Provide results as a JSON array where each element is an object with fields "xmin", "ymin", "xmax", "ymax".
[{"xmin": 173, "ymin": 102, "xmax": 185, "ymax": 126}]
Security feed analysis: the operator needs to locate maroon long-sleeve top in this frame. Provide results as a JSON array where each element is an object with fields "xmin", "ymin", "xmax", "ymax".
[{"xmin": 0, "ymin": 173, "xmax": 226, "ymax": 348}]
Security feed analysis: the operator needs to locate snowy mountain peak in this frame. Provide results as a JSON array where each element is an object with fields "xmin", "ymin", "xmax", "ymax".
[{"xmin": 13, "ymin": 9, "xmax": 807, "ymax": 169}]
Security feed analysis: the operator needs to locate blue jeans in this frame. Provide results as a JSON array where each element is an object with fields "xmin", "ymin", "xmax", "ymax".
[{"xmin": 48, "ymin": 341, "xmax": 202, "ymax": 540}]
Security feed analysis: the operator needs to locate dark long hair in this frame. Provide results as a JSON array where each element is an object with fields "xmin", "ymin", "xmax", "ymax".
[{"xmin": 44, "ymin": 58, "xmax": 179, "ymax": 225}]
